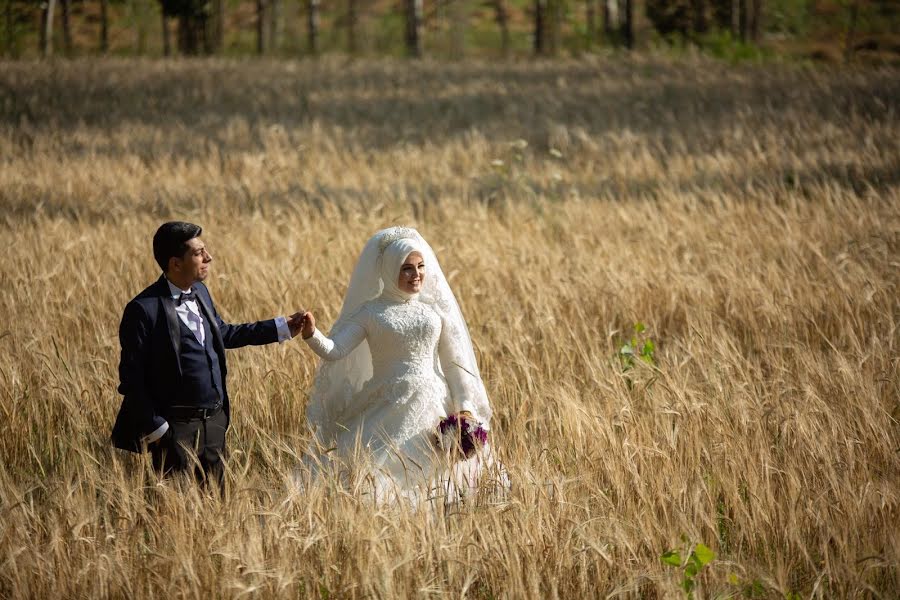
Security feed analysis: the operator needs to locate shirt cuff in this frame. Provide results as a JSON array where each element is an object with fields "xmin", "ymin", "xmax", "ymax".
[
  {"xmin": 142, "ymin": 421, "xmax": 169, "ymax": 445},
  {"xmin": 274, "ymin": 315, "xmax": 292, "ymax": 343}
]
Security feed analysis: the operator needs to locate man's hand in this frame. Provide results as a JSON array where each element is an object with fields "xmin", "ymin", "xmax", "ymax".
[{"xmin": 286, "ymin": 312, "xmax": 306, "ymax": 338}]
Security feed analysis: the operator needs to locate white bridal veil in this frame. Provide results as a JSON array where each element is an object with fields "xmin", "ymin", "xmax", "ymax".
[{"xmin": 305, "ymin": 226, "xmax": 492, "ymax": 445}]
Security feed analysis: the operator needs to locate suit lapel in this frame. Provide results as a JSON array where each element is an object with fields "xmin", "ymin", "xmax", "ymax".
[
  {"xmin": 155, "ymin": 276, "xmax": 182, "ymax": 376},
  {"xmin": 195, "ymin": 292, "xmax": 225, "ymax": 356}
]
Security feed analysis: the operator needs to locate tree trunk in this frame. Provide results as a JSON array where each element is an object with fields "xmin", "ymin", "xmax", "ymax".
[
  {"xmin": 256, "ymin": 0, "xmax": 266, "ymax": 54},
  {"xmin": 533, "ymin": 0, "xmax": 545, "ymax": 55},
  {"xmin": 405, "ymin": 0, "xmax": 422, "ymax": 58},
  {"xmin": 690, "ymin": 0, "xmax": 706, "ymax": 35},
  {"xmin": 268, "ymin": 0, "xmax": 280, "ymax": 52},
  {"xmin": 450, "ymin": 0, "xmax": 466, "ymax": 58},
  {"xmin": 549, "ymin": 0, "xmax": 562, "ymax": 55},
  {"xmin": 100, "ymin": 0, "xmax": 109, "ymax": 53},
  {"xmin": 42, "ymin": 0, "xmax": 56, "ymax": 57},
  {"xmin": 739, "ymin": 0, "xmax": 748, "ymax": 42},
  {"xmin": 602, "ymin": 0, "xmax": 617, "ymax": 42},
  {"xmin": 132, "ymin": 0, "xmax": 148, "ymax": 54},
  {"xmin": 493, "ymin": 0, "xmax": 509, "ymax": 56},
  {"xmin": 40, "ymin": 5, "xmax": 45, "ymax": 56},
  {"xmin": 622, "ymin": 0, "xmax": 633, "ymax": 49},
  {"xmin": 61, "ymin": 0, "xmax": 72, "ymax": 55},
  {"xmin": 586, "ymin": 0, "xmax": 596, "ymax": 47},
  {"xmin": 844, "ymin": 0, "xmax": 859, "ymax": 60},
  {"xmin": 162, "ymin": 13, "xmax": 171, "ymax": 56},
  {"xmin": 750, "ymin": 0, "xmax": 762, "ymax": 42},
  {"xmin": 178, "ymin": 15, "xmax": 186, "ymax": 53},
  {"xmin": 307, "ymin": 0, "xmax": 319, "ymax": 54},
  {"xmin": 212, "ymin": 0, "xmax": 224, "ymax": 52},
  {"xmin": 347, "ymin": 0, "xmax": 357, "ymax": 54},
  {"xmin": 495, "ymin": 0, "xmax": 512, "ymax": 56},
  {"xmin": 731, "ymin": 0, "xmax": 740, "ymax": 38},
  {"xmin": 177, "ymin": 14, "xmax": 204, "ymax": 54},
  {"xmin": 5, "ymin": 0, "xmax": 13, "ymax": 57},
  {"xmin": 202, "ymin": 13, "xmax": 212, "ymax": 53}
]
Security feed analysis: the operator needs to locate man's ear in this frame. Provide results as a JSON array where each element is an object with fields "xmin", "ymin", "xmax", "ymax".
[{"xmin": 167, "ymin": 256, "xmax": 180, "ymax": 273}]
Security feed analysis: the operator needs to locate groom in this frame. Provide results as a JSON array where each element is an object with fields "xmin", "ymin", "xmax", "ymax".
[{"xmin": 111, "ymin": 221, "xmax": 304, "ymax": 485}]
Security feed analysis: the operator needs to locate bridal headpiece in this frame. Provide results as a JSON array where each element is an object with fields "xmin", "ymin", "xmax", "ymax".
[{"xmin": 377, "ymin": 226, "xmax": 418, "ymax": 257}]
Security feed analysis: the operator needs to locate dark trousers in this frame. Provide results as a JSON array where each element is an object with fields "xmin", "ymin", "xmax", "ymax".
[{"xmin": 151, "ymin": 407, "xmax": 227, "ymax": 488}]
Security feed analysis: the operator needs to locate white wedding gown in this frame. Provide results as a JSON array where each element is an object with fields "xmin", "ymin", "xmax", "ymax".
[
  {"xmin": 304, "ymin": 296, "xmax": 491, "ymax": 501},
  {"xmin": 299, "ymin": 226, "xmax": 505, "ymax": 504}
]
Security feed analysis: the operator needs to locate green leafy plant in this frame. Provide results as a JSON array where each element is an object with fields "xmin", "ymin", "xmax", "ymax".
[
  {"xmin": 617, "ymin": 322, "xmax": 656, "ymax": 372},
  {"xmin": 727, "ymin": 573, "xmax": 767, "ymax": 597},
  {"xmin": 661, "ymin": 541, "xmax": 716, "ymax": 596},
  {"xmin": 698, "ymin": 30, "xmax": 772, "ymax": 64}
]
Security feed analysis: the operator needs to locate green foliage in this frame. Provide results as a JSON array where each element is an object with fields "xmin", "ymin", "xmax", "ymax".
[
  {"xmin": 727, "ymin": 572, "xmax": 767, "ymax": 597},
  {"xmin": 650, "ymin": 28, "xmax": 774, "ymax": 64},
  {"xmin": 372, "ymin": 9, "xmax": 407, "ymax": 57},
  {"xmin": 661, "ymin": 540, "xmax": 716, "ymax": 596},
  {"xmin": 698, "ymin": 30, "xmax": 771, "ymax": 63},
  {"xmin": 1, "ymin": 1, "xmax": 33, "ymax": 58},
  {"xmin": 617, "ymin": 322, "xmax": 656, "ymax": 372},
  {"xmin": 767, "ymin": 0, "xmax": 814, "ymax": 35}
]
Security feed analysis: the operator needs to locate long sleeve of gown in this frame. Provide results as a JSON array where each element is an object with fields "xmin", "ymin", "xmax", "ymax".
[
  {"xmin": 437, "ymin": 315, "xmax": 480, "ymax": 419},
  {"xmin": 304, "ymin": 319, "xmax": 367, "ymax": 361}
]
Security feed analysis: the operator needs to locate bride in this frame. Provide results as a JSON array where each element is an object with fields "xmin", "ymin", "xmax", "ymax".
[{"xmin": 296, "ymin": 226, "xmax": 502, "ymax": 503}]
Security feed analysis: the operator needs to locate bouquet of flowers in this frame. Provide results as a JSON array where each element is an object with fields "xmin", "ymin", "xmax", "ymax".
[{"xmin": 435, "ymin": 411, "xmax": 488, "ymax": 460}]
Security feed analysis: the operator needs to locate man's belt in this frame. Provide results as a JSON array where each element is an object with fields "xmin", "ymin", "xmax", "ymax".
[{"xmin": 165, "ymin": 403, "xmax": 223, "ymax": 422}]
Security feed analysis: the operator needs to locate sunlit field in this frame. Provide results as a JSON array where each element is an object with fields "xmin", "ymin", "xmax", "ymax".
[{"xmin": 0, "ymin": 56, "xmax": 898, "ymax": 598}]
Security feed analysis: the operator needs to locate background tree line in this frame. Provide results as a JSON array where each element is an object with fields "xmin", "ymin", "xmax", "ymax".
[{"xmin": 3, "ymin": 0, "xmax": 898, "ymax": 60}]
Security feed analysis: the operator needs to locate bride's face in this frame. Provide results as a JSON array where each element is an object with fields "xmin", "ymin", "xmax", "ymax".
[{"xmin": 398, "ymin": 251, "xmax": 425, "ymax": 294}]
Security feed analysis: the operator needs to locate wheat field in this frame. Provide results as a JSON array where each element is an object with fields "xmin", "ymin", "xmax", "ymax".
[{"xmin": 0, "ymin": 56, "xmax": 898, "ymax": 598}]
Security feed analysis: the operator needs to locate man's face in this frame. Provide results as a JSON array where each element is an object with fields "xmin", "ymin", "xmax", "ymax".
[{"xmin": 171, "ymin": 237, "xmax": 212, "ymax": 284}]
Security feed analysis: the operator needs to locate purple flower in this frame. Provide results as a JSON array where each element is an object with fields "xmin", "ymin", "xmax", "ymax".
[{"xmin": 437, "ymin": 413, "xmax": 488, "ymax": 459}]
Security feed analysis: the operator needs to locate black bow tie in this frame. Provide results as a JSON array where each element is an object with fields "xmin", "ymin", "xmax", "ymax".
[{"xmin": 177, "ymin": 292, "xmax": 198, "ymax": 306}]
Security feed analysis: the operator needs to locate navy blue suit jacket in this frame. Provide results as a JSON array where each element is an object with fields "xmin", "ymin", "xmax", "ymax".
[{"xmin": 111, "ymin": 275, "xmax": 278, "ymax": 452}]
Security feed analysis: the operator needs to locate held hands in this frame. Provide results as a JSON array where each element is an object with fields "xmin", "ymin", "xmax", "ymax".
[
  {"xmin": 286, "ymin": 311, "xmax": 315, "ymax": 339},
  {"xmin": 286, "ymin": 312, "xmax": 304, "ymax": 338}
]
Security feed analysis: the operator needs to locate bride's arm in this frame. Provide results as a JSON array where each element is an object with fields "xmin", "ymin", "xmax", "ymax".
[
  {"xmin": 302, "ymin": 311, "xmax": 367, "ymax": 361},
  {"xmin": 437, "ymin": 315, "xmax": 480, "ymax": 419}
]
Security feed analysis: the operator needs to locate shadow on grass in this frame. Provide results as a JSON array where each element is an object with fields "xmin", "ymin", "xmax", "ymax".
[{"xmin": 2, "ymin": 59, "xmax": 898, "ymax": 158}]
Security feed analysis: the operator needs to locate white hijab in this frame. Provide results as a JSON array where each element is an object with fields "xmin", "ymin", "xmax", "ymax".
[
  {"xmin": 379, "ymin": 237, "xmax": 422, "ymax": 303},
  {"xmin": 305, "ymin": 227, "xmax": 492, "ymax": 445}
]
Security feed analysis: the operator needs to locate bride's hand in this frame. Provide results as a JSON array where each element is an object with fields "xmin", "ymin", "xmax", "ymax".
[{"xmin": 300, "ymin": 311, "xmax": 315, "ymax": 339}]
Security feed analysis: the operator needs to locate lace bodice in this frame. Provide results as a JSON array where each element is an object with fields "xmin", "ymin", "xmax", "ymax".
[
  {"xmin": 365, "ymin": 299, "xmax": 441, "ymax": 378},
  {"xmin": 306, "ymin": 297, "xmax": 478, "ymax": 418}
]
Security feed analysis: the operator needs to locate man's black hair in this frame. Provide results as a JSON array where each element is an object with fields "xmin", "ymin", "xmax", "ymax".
[{"xmin": 152, "ymin": 221, "xmax": 202, "ymax": 273}]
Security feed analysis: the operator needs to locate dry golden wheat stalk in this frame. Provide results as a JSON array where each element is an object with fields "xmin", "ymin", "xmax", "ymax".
[{"xmin": 0, "ymin": 57, "xmax": 897, "ymax": 598}]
